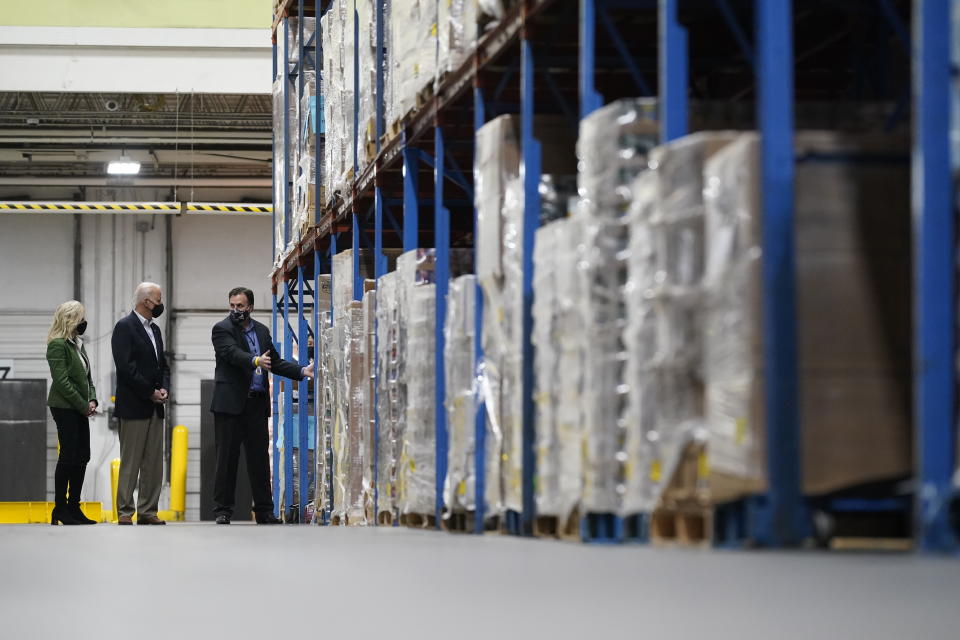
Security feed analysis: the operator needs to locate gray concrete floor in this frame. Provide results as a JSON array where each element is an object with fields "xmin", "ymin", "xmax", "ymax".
[{"xmin": 1, "ymin": 523, "xmax": 958, "ymax": 640}]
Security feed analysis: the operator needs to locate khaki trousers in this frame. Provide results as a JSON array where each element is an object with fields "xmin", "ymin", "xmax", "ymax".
[{"xmin": 117, "ymin": 414, "xmax": 164, "ymax": 518}]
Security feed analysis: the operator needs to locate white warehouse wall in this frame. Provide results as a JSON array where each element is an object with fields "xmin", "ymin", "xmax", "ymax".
[
  {"xmin": 0, "ymin": 211, "xmax": 272, "ymax": 520},
  {"xmin": 0, "ymin": 27, "xmax": 272, "ymax": 94}
]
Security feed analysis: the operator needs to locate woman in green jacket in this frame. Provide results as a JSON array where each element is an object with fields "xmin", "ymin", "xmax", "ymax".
[{"xmin": 46, "ymin": 300, "xmax": 98, "ymax": 525}]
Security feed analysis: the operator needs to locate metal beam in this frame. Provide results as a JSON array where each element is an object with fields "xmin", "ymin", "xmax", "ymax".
[
  {"xmin": 756, "ymin": 0, "xmax": 804, "ymax": 547},
  {"xmin": 914, "ymin": 0, "xmax": 957, "ymax": 552}
]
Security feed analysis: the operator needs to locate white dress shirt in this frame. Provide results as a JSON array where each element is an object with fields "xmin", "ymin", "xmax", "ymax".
[{"xmin": 134, "ymin": 310, "xmax": 160, "ymax": 360}]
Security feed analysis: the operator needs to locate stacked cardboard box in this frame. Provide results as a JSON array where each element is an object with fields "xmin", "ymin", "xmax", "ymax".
[{"xmin": 694, "ymin": 132, "xmax": 912, "ymax": 504}]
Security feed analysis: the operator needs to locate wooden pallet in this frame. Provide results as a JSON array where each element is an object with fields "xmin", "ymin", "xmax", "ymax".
[
  {"xmin": 650, "ymin": 504, "xmax": 712, "ymax": 547},
  {"xmin": 533, "ymin": 511, "xmax": 581, "ymax": 542},
  {"xmin": 415, "ymin": 83, "xmax": 434, "ymax": 110},
  {"xmin": 829, "ymin": 537, "xmax": 912, "ymax": 551},
  {"xmin": 400, "ymin": 512, "xmax": 437, "ymax": 530},
  {"xmin": 381, "ymin": 116, "xmax": 406, "ymax": 148}
]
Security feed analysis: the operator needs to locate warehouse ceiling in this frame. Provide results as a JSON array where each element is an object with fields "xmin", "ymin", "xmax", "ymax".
[{"xmin": 0, "ymin": 91, "xmax": 272, "ymax": 201}]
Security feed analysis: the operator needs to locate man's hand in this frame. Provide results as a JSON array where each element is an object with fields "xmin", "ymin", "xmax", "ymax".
[
  {"xmin": 301, "ymin": 362, "xmax": 315, "ymax": 379},
  {"xmin": 151, "ymin": 389, "xmax": 165, "ymax": 404},
  {"xmin": 258, "ymin": 351, "xmax": 273, "ymax": 371},
  {"xmin": 86, "ymin": 401, "xmax": 97, "ymax": 417},
  {"xmin": 159, "ymin": 388, "xmax": 169, "ymax": 402}
]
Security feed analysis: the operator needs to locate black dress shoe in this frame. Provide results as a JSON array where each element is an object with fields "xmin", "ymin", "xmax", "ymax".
[
  {"xmin": 255, "ymin": 514, "xmax": 282, "ymax": 525},
  {"xmin": 215, "ymin": 515, "xmax": 230, "ymax": 525}
]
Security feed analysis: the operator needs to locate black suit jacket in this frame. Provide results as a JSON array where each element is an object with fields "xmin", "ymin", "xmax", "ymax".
[
  {"xmin": 111, "ymin": 311, "xmax": 170, "ymax": 419},
  {"xmin": 210, "ymin": 316, "xmax": 303, "ymax": 416}
]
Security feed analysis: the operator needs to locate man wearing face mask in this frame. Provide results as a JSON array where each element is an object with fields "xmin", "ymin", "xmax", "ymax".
[
  {"xmin": 111, "ymin": 282, "xmax": 170, "ymax": 525},
  {"xmin": 210, "ymin": 286, "xmax": 314, "ymax": 524}
]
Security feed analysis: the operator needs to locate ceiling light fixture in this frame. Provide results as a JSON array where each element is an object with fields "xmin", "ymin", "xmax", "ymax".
[{"xmin": 107, "ymin": 154, "xmax": 140, "ymax": 175}]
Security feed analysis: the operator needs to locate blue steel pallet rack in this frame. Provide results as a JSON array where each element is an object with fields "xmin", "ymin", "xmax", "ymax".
[{"xmin": 269, "ymin": 0, "xmax": 959, "ymax": 552}]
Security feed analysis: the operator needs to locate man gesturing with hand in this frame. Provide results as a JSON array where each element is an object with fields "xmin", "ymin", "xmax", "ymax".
[{"xmin": 210, "ymin": 286, "xmax": 314, "ymax": 524}]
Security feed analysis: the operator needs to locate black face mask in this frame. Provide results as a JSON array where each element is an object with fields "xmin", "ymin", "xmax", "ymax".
[
  {"xmin": 76, "ymin": 320, "xmax": 87, "ymax": 336},
  {"xmin": 230, "ymin": 309, "xmax": 250, "ymax": 324},
  {"xmin": 149, "ymin": 302, "xmax": 165, "ymax": 319}
]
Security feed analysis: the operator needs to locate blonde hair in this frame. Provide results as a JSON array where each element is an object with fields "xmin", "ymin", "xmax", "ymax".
[{"xmin": 47, "ymin": 300, "xmax": 85, "ymax": 344}]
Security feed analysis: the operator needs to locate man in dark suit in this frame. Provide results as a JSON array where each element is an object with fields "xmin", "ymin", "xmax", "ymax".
[
  {"xmin": 211, "ymin": 286, "xmax": 313, "ymax": 524},
  {"xmin": 111, "ymin": 282, "xmax": 170, "ymax": 525}
]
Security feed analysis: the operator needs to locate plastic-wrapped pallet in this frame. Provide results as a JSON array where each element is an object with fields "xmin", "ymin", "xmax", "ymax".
[
  {"xmin": 474, "ymin": 116, "xmax": 518, "ymax": 518},
  {"xmin": 619, "ymin": 132, "xmax": 737, "ymax": 518},
  {"xmin": 330, "ymin": 316, "xmax": 349, "ymax": 522},
  {"xmin": 321, "ymin": 1, "xmax": 355, "ymax": 200},
  {"xmin": 577, "ymin": 98, "xmax": 658, "ymax": 216},
  {"xmin": 272, "ymin": 75, "xmax": 297, "ymax": 262},
  {"xmin": 475, "ymin": 114, "xmax": 577, "ymax": 519},
  {"xmin": 356, "ymin": 0, "xmax": 387, "ymax": 171},
  {"xmin": 316, "ymin": 311, "xmax": 336, "ymax": 520},
  {"xmin": 333, "ymin": 249, "xmax": 355, "ymax": 325},
  {"xmin": 330, "ymin": 299, "xmax": 365, "ymax": 525},
  {"xmin": 363, "ymin": 290, "xmax": 377, "ymax": 520},
  {"xmin": 396, "ymin": 249, "xmax": 437, "ymax": 519},
  {"xmin": 388, "ymin": 0, "xmax": 437, "ymax": 127},
  {"xmin": 345, "ymin": 301, "xmax": 368, "ymax": 524},
  {"xmin": 532, "ymin": 221, "xmax": 560, "ymax": 518},
  {"xmin": 443, "ymin": 274, "xmax": 477, "ymax": 515},
  {"xmin": 438, "ymin": 0, "xmax": 478, "ymax": 78},
  {"xmin": 375, "ymin": 271, "xmax": 401, "ymax": 522},
  {"xmin": 320, "ymin": 9, "xmax": 335, "ymax": 203},
  {"xmin": 575, "ymin": 99, "xmax": 658, "ymax": 516},
  {"xmin": 293, "ymin": 71, "xmax": 319, "ymax": 242},
  {"xmin": 552, "ymin": 215, "xmax": 587, "ymax": 523},
  {"xmin": 533, "ymin": 214, "xmax": 591, "ymax": 527},
  {"xmin": 697, "ymin": 132, "xmax": 912, "ymax": 502}
]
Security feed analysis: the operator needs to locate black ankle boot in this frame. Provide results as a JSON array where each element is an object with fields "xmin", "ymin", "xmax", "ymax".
[
  {"xmin": 51, "ymin": 505, "xmax": 81, "ymax": 525},
  {"xmin": 66, "ymin": 464, "xmax": 95, "ymax": 524},
  {"xmin": 69, "ymin": 503, "xmax": 96, "ymax": 525}
]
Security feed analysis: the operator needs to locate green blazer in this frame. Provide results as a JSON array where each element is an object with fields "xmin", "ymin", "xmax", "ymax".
[{"xmin": 46, "ymin": 338, "xmax": 98, "ymax": 414}]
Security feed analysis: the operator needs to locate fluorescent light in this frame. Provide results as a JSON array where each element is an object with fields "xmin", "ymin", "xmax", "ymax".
[{"xmin": 107, "ymin": 155, "xmax": 140, "ymax": 175}]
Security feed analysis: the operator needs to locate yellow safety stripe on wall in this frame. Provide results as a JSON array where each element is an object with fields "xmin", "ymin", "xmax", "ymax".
[
  {"xmin": 184, "ymin": 203, "xmax": 273, "ymax": 213},
  {"xmin": 0, "ymin": 202, "xmax": 178, "ymax": 212}
]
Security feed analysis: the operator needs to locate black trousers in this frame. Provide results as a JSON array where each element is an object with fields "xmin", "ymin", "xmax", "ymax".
[
  {"xmin": 213, "ymin": 395, "xmax": 273, "ymax": 517},
  {"xmin": 50, "ymin": 407, "xmax": 91, "ymax": 465}
]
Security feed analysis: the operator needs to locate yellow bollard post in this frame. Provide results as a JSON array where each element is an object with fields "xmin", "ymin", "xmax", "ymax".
[
  {"xmin": 169, "ymin": 425, "xmax": 188, "ymax": 521},
  {"xmin": 110, "ymin": 458, "xmax": 121, "ymax": 522}
]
